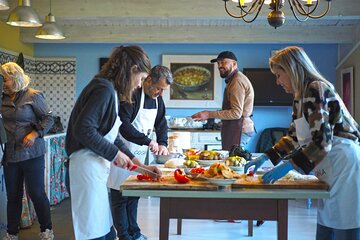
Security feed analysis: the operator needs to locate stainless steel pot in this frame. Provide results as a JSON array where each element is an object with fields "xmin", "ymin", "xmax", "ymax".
[{"xmin": 153, "ymin": 153, "xmax": 182, "ymax": 164}]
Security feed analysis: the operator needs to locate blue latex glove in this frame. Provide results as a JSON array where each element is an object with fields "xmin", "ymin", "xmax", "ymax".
[
  {"xmin": 262, "ymin": 161, "xmax": 294, "ymax": 184},
  {"xmin": 244, "ymin": 154, "xmax": 268, "ymax": 174}
]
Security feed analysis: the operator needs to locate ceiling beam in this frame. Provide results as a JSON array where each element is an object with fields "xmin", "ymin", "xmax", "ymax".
[{"xmin": 20, "ymin": 24, "xmax": 355, "ymax": 44}]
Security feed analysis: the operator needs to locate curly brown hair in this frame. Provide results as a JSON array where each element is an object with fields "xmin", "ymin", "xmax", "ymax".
[{"xmin": 97, "ymin": 45, "xmax": 151, "ymax": 103}]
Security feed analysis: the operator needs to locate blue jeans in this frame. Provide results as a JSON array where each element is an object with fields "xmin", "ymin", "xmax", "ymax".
[
  {"xmin": 316, "ymin": 224, "xmax": 360, "ymax": 240},
  {"xmin": 3, "ymin": 155, "xmax": 52, "ymax": 235},
  {"xmin": 110, "ymin": 189, "xmax": 141, "ymax": 240}
]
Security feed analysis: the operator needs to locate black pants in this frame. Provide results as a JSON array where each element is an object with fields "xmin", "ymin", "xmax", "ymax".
[{"xmin": 3, "ymin": 156, "xmax": 52, "ymax": 235}]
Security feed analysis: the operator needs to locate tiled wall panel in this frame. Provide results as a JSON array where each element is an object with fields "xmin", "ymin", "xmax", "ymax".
[{"xmin": 0, "ymin": 48, "xmax": 76, "ymax": 130}]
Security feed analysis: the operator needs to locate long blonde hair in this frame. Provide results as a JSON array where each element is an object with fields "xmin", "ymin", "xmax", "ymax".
[
  {"xmin": 269, "ymin": 46, "xmax": 333, "ymax": 99},
  {"xmin": 1, "ymin": 62, "xmax": 31, "ymax": 92}
]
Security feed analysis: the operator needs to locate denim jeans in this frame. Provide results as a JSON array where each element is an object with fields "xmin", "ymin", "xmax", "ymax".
[
  {"xmin": 316, "ymin": 224, "xmax": 360, "ymax": 240},
  {"xmin": 3, "ymin": 155, "xmax": 52, "ymax": 235},
  {"xmin": 110, "ymin": 189, "xmax": 141, "ymax": 240}
]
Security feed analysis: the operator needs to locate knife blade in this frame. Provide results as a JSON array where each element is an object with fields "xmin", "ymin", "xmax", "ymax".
[{"xmin": 131, "ymin": 164, "xmax": 162, "ymax": 178}]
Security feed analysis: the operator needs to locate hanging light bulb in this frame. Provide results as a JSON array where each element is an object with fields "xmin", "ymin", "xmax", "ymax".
[
  {"xmin": 35, "ymin": 0, "xmax": 65, "ymax": 40},
  {"xmin": 6, "ymin": 0, "xmax": 42, "ymax": 27},
  {"xmin": 0, "ymin": 0, "xmax": 10, "ymax": 10}
]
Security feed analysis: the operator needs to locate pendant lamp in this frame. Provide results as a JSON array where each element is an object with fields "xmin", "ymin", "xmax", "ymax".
[
  {"xmin": 0, "ymin": 0, "xmax": 9, "ymax": 10},
  {"xmin": 35, "ymin": 13, "xmax": 66, "ymax": 40},
  {"xmin": 6, "ymin": 0, "xmax": 42, "ymax": 27}
]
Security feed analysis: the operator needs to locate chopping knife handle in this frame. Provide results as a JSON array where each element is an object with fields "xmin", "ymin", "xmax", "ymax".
[{"xmin": 128, "ymin": 163, "xmax": 138, "ymax": 171}]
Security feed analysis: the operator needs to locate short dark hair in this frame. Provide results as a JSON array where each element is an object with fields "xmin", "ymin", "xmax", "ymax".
[{"xmin": 149, "ymin": 65, "xmax": 173, "ymax": 85}]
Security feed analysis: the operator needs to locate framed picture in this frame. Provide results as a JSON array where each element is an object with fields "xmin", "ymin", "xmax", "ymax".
[
  {"xmin": 162, "ymin": 55, "xmax": 222, "ymax": 108},
  {"xmin": 341, "ymin": 67, "xmax": 354, "ymax": 115}
]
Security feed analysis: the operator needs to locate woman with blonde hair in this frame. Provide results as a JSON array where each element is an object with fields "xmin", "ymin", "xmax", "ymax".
[
  {"xmin": 1, "ymin": 62, "xmax": 54, "ymax": 240},
  {"xmin": 245, "ymin": 46, "xmax": 360, "ymax": 240}
]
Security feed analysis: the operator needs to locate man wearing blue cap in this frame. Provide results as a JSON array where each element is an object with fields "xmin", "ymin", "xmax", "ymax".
[{"xmin": 192, "ymin": 51, "xmax": 255, "ymax": 150}]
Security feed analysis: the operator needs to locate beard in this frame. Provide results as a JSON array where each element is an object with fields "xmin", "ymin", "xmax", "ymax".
[{"xmin": 219, "ymin": 68, "xmax": 233, "ymax": 78}]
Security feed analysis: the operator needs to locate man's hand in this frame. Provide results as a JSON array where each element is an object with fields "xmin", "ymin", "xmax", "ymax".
[
  {"xmin": 22, "ymin": 131, "xmax": 39, "ymax": 148},
  {"xmin": 149, "ymin": 140, "xmax": 159, "ymax": 154},
  {"xmin": 157, "ymin": 145, "xmax": 169, "ymax": 155},
  {"xmin": 191, "ymin": 111, "xmax": 210, "ymax": 121}
]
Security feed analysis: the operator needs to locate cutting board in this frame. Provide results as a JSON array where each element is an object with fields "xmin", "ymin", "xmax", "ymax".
[
  {"xmin": 121, "ymin": 175, "xmax": 218, "ymax": 191},
  {"xmin": 232, "ymin": 175, "xmax": 328, "ymax": 190}
]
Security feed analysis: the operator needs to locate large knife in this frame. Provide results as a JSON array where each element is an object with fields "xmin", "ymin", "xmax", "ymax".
[{"xmin": 128, "ymin": 163, "xmax": 162, "ymax": 178}]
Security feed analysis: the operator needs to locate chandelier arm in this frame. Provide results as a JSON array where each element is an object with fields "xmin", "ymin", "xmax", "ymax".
[
  {"xmin": 293, "ymin": 0, "xmax": 319, "ymax": 16},
  {"xmin": 241, "ymin": 2, "xmax": 265, "ymax": 23},
  {"xmin": 237, "ymin": 0, "xmax": 263, "ymax": 15},
  {"xmin": 306, "ymin": 2, "xmax": 331, "ymax": 19},
  {"xmin": 224, "ymin": 0, "xmax": 250, "ymax": 18},
  {"xmin": 288, "ymin": 0, "xmax": 309, "ymax": 22}
]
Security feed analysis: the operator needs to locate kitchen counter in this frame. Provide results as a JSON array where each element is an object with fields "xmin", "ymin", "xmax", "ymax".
[
  {"xmin": 122, "ymin": 177, "xmax": 329, "ymax": 240},
  {"xmin": 168, "ymin": 128, "xmax": 220, "ymax": 132}
]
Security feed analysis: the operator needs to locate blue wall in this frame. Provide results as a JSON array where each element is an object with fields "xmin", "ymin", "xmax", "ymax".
[{"xmin": 34, "ymin": 43, "xmax": 338, "ymax": 152}]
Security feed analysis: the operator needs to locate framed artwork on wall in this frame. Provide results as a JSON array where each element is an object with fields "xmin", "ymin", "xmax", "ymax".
[
  {"xmin": 341, "ymin": 67, "xmax": 354, "ymax": 115},
  {"xmin": 162, "ymin": 54, "xmax": 222, "ymax": 108}
]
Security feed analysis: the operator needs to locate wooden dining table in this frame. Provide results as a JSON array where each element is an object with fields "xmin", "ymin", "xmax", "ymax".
[{"xmin": 121, "ymin": 175, "xmax": 329, "ymax": 240}]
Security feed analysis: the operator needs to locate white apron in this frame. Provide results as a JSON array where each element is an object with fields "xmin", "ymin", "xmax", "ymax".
[
  {"xmin": 107, "ymin": 88, "xmax": 158, "ymax": 190},
  {"xmin": 69, "ymin": 91, "xmax": 121, "ymax": 239},
  {"xmin": 294, "ymin": 116, "xmax": 360, "ymax": 229}
]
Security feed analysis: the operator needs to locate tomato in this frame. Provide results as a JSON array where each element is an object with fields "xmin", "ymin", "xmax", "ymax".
[
  {"xmin": 174, "ymin": 168, "xmax": 190, "ymax": 184},
  {"xmin": 137, "ymin": 175, "xmax": 153, "ymax": 181},
  {"xmin": 247, "ymin": 170, "xmax": 254, "ymax": 177},
  {"xmin": 190, "ymin": 168, "xmax": 205, "ymax": 174}
]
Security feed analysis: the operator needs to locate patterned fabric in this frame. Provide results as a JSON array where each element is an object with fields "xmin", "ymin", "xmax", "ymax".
[
  {"xmin": 49, "ymin": 136, "xmax": 69, "ymax": 205},
  {"xmin": 20, "ymin": 186, "xmax": 36, "ymax": 229},
  {"xmin": 266, "ymin": 79, "xmax": 360, "ymax": 174}
]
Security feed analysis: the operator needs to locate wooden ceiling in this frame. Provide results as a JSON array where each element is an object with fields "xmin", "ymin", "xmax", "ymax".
[{"xmin": 1, "ymin": 0, "xmax": 359, "ymax": 44}]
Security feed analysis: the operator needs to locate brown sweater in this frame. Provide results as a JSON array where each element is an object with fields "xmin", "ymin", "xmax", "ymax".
[{"xmin": 209, "ymin": 71, "xmax": 255, "ymax": 133}]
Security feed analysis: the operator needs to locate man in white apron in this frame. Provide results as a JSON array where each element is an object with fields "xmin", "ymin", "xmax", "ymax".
[{"xmin": 107, "ymin": 65, "xmax": 173, "ymax": 240}]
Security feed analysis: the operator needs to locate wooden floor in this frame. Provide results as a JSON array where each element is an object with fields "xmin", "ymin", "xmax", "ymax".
[{"xmin": 5, "ymin": 197, "xmax": 318, "ymax": 240}]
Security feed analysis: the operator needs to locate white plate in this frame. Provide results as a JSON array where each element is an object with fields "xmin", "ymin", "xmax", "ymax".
[
  {"xmin": 195, "ymin": 159, "xmax": 224, "ymax": 166},
  {"xmin": 201, "ymin": 177, "xmax": 236, "ymax": 187},
  {"xmin": 229, "ymin": 165, "xmax": 244, "ymax": 172}
]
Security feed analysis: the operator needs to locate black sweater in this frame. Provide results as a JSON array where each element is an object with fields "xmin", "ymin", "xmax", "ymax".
[
  {"xmin": 119, "ymin": 87, "xmax": 168, "ymax": 147},
  {"xmin": 66, "ymin": 78, "xmax": 134, "ymax": 161}
]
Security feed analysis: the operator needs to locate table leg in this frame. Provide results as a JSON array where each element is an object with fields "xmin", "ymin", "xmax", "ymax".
[
  {"xmin": 248, "ymin": 220, "xmax": 253, "ymax": 236},
  {"xmin": 277, "ymin": 199, "xmax": 288, "ymax": 240},
  {"xmin": 177, "ymin": 218, "xmax": 182, "ymax": 235},
  {"xmin": 159, "ymin": 198, "xmax": 170, "ymax": 240}
]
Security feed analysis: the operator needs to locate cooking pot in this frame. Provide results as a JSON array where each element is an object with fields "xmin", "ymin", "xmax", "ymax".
[{"xmin": 153, "ymin": 153, "xmax": 182, "ymax": 164}]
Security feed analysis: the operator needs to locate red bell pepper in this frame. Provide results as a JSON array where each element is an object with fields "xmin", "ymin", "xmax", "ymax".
[
  {"xmin": 137, "ymin": 174, "xmax": 153, "ymax": 181},
  {"xmin": 174, "ymin": 168, "xmax": 190, "ymax": 184}
]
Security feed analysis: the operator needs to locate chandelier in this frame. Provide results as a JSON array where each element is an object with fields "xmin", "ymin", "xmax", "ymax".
[{"xmin": 223, "ymin": 0, "xmax": 332, "ymax": 28}]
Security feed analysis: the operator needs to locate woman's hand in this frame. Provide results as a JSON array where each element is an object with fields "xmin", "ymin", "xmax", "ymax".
[
  {"xmin": 22, "ymin": 131, "xmax": 39, "ymax": 148},
  {"xmin": 141, "ymin": 165, "xmax": 162, "ymax": 179},
  {"xmin": 262, "ymin": 160, "xmax": 294, "ymax": 184},
  {"xmin": 244, "ymin": 154, "xmax": 268, "ymax": 174},
  {"xmin": 113, "ymin": 151, "xmax": 132, "ymax": 169}
]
